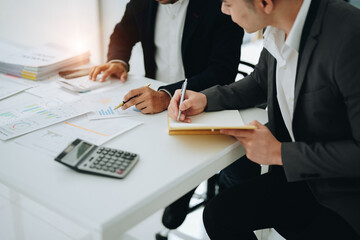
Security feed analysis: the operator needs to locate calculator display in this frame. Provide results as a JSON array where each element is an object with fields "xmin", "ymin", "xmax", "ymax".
[
  {"xmin": 77, "ymin": 142, "xmax": 92, "ymax": 158},
  {"xmin": 60, "ymin": 141, "xmax": 94, "ymax": 167}
]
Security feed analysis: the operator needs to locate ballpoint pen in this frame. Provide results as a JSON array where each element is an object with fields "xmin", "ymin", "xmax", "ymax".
[
  {"xmin": 177, "ymin": 79, "xmax": 188, "ymax": 121},
  {"xmin": 114, "ymin": 83, "xmax": 151, "ymax": 110}
]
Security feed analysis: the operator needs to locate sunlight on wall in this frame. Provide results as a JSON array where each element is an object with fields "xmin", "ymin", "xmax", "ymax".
[{"xmin": 0, "ymin": 0, "xmax": 101, "ymax": 63}]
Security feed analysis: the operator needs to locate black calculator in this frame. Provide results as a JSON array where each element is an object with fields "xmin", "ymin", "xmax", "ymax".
[{"xmin": 55, "ymin": 138, "xmax": 139, "ymax": 179}]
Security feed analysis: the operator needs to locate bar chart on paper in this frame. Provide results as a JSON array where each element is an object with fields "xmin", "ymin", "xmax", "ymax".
[
  {"xmin": 0, "ymin": 100, "xmax": 89, "ymax": 140},
  {"xmin": 99, "ymin": 106, "xmax": 115, "ymax": 116},
  {"xmin": 88, "ymin": 105, "xmax": 140, "ymax": 120}
]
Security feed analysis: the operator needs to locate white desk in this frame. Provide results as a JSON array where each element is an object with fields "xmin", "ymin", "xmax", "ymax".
[{"xmin": 0, "ymin": 75, "xmax": 267, "ymax": 240}]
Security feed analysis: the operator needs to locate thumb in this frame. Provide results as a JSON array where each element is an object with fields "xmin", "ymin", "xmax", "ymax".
[
  {"xmin": 249, "ymin": 120, "xmax": 263, "ymax": 129},
  {"xmin": 120, "ymin": 71, "xmax": 127, "ymax": 82},
  {"xmin": 180, "ymin": 98, "xmax": 193, "ymax": 111}
]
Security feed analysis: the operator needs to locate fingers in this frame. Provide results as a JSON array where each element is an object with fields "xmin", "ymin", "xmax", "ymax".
[
  {"xmin": 101, "ymin": 69, "xmax": 112, "ymax": 82},
  {"xmin": 121, "ymin": 88, "xmax": 147, "ymax": 110},
  {"xmin": 89, "ymin": 65, "xmax": 106, "ymax": 81},
  {"xmin": 89, "ymin": 62, "xmax": 127, "ymax": 82},
  {"xmin": 119, "ymin": 71, "xmax": 128, "ymax": 83},
  {"xmin": 179, "ymin": 98, "xmax": 193, "ymax": 111},
  {"xmin": 168, "ymin": 90, "xmax": 182, "ymax": 120},
  {"xmin": 249, "ymin": 120, "xmax": 263, "ymax": 128},
  {"xmin": 220, "ymin": 129, "xmax": 254, "ymax": 138}
]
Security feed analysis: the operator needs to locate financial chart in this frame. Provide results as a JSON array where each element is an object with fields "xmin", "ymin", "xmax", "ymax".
[{"xmin": 0, "ymin": 100, "xmax": 88, "ymax": 140}]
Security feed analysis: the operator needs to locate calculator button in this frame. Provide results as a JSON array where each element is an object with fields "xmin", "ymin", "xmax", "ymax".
[{"xmin": 116, "ymin": 170, "xmax": 123, "ymax": 175}]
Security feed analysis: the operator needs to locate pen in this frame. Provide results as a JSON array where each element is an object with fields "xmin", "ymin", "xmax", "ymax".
[
  {"xmin": 114, "ymin": 83, "xmax": 151, "ymax": 110},
  {"xmin": 177, "ymin": 79, "xmax": 188, "ymax": 121}
]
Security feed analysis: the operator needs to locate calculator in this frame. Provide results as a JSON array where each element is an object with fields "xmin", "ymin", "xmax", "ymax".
[
  {"xmin": 55, "ymin": 138, "xmax": 139, "ymax": 179},
  {"xmin": 57, "ymin": 74, "xmax": 111, "ymax": 92}
]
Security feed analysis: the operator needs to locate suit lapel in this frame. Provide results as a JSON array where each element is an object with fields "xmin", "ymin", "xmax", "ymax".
[
  {"xmin": 293, "ymin": 0, "xmax": 327, "ymax": 111},
  {"xmin": 182, "ymin": 0, "xmax": 206, "ymax": 57},
  {"xmin": 148, "ymin": 0, "xmax": 158, "ymax": 45}
]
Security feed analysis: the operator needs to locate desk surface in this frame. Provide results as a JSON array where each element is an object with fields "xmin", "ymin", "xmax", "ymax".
[{"xmin": 0, "ymin": 75, "xmax": 267, "ymax": 240}]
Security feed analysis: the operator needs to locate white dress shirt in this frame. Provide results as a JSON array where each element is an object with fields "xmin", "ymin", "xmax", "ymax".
[
  {"xmin": 263, "ymin": 0, "xmax": 311, "ymax": 141},
  {"xmin": 154, "ymin": 0, "xmax": 189, "ymax": 84}
]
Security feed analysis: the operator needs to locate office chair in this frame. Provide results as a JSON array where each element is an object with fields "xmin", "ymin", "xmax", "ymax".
[
  {"xmin": 238, "ymin": 60, "xmax": 256, "ymax": 78},
  {"xmin": 155, "ymin": 60, "xmax": 257, "ymax": 240}
]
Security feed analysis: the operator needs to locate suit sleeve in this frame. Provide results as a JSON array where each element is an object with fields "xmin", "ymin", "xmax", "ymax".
[
  {"xmin": 107, "ymin": 1, "xmax": 140, "ymax": 66},
  {"xmin": 201, "ymin": 49, "xmax": 269, "ymax": 111},
  {"xmin": 159, "ymin": 12, "xmax": 243, "ymax": 95},
  {"xmin": 282, "ymin": 25, "xmax": 360, "ymax": 181}
]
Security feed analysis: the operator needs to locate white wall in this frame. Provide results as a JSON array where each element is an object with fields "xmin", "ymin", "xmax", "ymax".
[{"xmin": 0, "ymin": 0, "xmax": 101, "ymax": 63}]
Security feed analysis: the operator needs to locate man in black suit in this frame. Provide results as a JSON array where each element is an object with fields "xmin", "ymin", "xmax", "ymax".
[
  {"xmin": 90, "ymin": 0, "xmax": 247, "ymax": 238},
  {"xmin": 90, "ymin": 0, "xmax": 243, "ymax": 114},
  {"xmin": 168, "ymin": 0, "xmax": 360, "ymax": 239}
]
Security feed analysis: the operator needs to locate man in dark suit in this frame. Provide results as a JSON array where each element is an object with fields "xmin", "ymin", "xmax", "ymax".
[
  {"xmin": 168, "ymin": 0, "xmax": 360, "ymax": 238},
  {"xmin": 90, "ymin": 0, "xmax": 246, "ymax": 238},
  {"xmin": 89, "ymin": 0, "xmax": 243, "ymax": 114}
]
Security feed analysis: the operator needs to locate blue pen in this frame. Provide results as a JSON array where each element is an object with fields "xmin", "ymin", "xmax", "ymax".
[{"xmin": 177, "ymin": 79, "xmax": 188, "ymax": 121}]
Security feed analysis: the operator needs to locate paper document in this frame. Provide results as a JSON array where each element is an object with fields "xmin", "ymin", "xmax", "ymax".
[
  {"xmin": 84, "ymin": 90, "xmax": 142, "ymax": 120},
  {"xmin": 26, "ymin": 80, "xmax": 81, "ymax": 103},
  {"xmin": 0, "ymin": 100, "xmax": 89, "ymax": 140},
  {"xmin": 15, "ymin": 116, "xmax": 143, "ymax": 157},
  {"xmin": 88, "ymin": 106, "xmax": 141, "ymax": 120},
  {"xmin": 0, "ymin": 74, "xmax": 31, "ymax": 100}
]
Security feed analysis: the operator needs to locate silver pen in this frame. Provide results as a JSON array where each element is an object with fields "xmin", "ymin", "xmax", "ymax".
[{"xmin": 177, "ymin": 79, "xmax": 188, "ymax": 121}]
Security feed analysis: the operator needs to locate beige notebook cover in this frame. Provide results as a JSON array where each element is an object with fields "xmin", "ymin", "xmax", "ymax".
[{"xmin": 168, "ymin": 110, "xmax": 256, "ymax": 135}]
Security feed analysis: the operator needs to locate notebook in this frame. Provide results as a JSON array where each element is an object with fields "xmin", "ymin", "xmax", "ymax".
[{"xmin": 168, "ymin": 110, "xmax": 256, "ymax": 135}]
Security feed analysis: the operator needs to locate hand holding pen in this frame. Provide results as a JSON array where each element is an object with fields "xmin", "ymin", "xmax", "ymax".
[
  {"xmin": 114, "ymin": 84, "xmax": 151, "ymax": 110},
  {"xmin": 177, "ymin": 79, "xmax": 188, "ymax": 120},
  {"xmin": 114, "ymin": 83, "xmax": 172, "ymax": 114},
  {"xmin": 168, "ymin": 89, "xmax": 208, "ymax": 123}
]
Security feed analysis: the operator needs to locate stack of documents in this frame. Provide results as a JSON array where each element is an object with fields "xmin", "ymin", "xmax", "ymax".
[{"xmin": 0, "ymin": 43, "xmax": 90, "ymax": 80}]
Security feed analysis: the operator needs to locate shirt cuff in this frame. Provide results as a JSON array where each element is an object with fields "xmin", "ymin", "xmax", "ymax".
[
  {"xmin": 108, "ymin": 59, "xmax": 129, "ymax": 72},
  {"xmin": 158, "ymin": 88, "xmax": 172, "ymax": 98}
]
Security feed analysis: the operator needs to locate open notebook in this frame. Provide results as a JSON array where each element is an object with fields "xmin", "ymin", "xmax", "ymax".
[{"xmin": 168, "ymin": 110, "xmax": 256, "ymax": 135}]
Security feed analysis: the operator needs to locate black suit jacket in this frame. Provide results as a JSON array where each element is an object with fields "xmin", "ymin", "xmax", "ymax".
[
  {"xmin": 202, "ymin": 0, "xmax": 360, "ymax": 234},
  {"xmin": 107, "ymin": 0, "xmax": 243, "ymax": 95}
]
